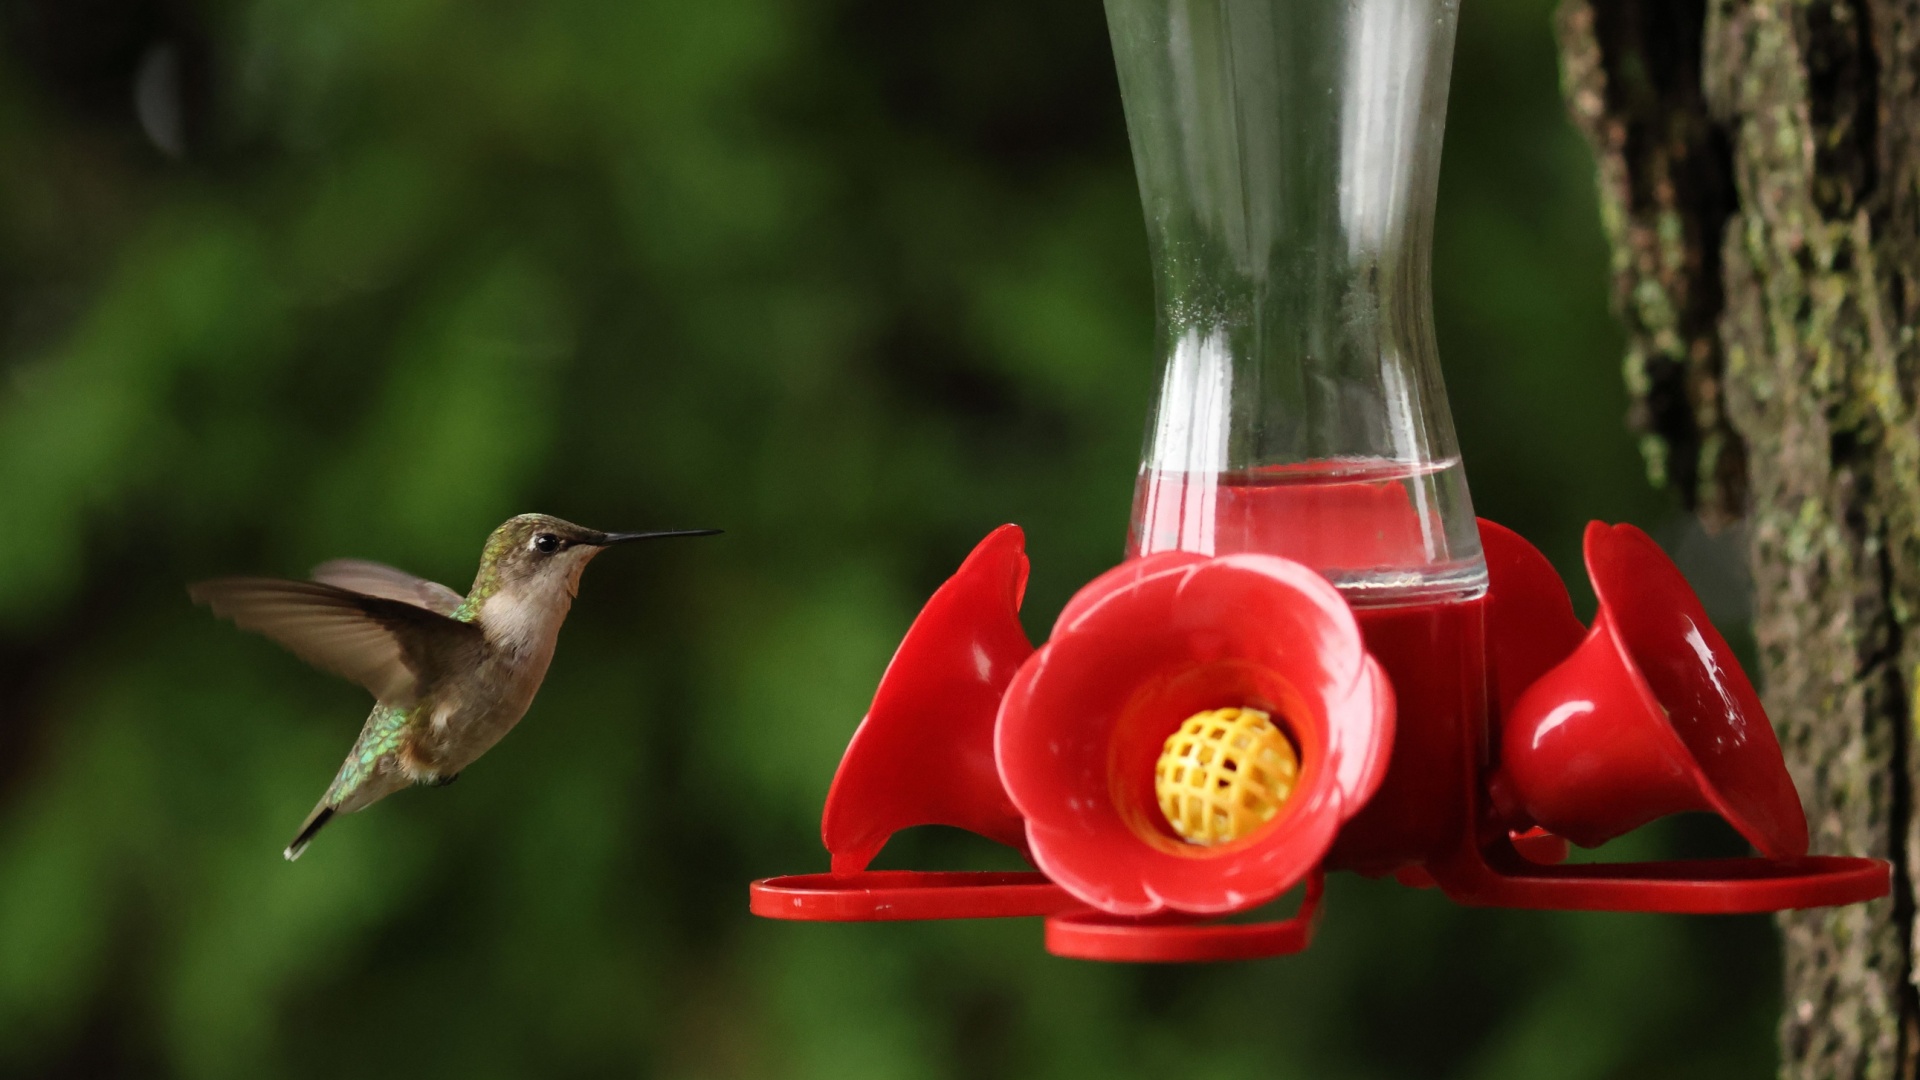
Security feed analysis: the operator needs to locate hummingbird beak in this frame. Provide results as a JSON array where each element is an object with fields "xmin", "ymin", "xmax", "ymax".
[{"xmin": 592, "ymin": 529, "xmax": 723, "ymax": 546}]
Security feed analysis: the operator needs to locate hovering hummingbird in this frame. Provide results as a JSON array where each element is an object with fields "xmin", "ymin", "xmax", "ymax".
[{"xmin": 190, "ymin": 514, "xmax": 720, "ymax": 860}]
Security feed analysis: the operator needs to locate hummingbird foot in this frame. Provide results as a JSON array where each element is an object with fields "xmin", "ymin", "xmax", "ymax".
[{"xmin": 425, "ymin": 772, "xmax": 460, "ymax": 788}]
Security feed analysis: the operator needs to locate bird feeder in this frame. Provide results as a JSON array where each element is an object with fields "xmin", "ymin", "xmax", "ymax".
[{"xmin": 747, "ymin": 0, "xmax": 1888, "ymax": 962}]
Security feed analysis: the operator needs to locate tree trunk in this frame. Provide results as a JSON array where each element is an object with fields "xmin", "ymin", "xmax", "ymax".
[{"xmin": 1557, "ymin": 1, "xmax": 1920, "ymax": 1076}]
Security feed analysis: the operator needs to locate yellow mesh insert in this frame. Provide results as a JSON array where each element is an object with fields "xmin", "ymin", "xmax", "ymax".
[{"xmin": 1154, "ymin": 707, "xmax": 1300, "ymax": 846}]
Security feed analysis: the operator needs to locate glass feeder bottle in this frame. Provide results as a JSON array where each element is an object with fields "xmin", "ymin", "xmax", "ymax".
[{"xmin": 1110, "ymin": 0, "xmax": 1485, "ymax": 605}]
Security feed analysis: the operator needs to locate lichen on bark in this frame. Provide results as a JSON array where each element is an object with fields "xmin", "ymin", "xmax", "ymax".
[{"xmin": 1556, "ymin": 0, "xmax": 1747, "ymax": 524}]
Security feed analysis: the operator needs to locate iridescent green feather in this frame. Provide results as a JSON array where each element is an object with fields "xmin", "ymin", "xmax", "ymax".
[
  {"xmin": 326, "ymin": 703, "xmax": 415, "ymax": 803},
  {"xmin": 453, "ymin": 523, "xmax": 520, "ymax": 620}
]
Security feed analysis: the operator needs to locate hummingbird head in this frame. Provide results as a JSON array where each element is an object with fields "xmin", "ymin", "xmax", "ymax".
[{"xmin": 476, "ymin": 514, "xmax": 721, "ymax": 602}]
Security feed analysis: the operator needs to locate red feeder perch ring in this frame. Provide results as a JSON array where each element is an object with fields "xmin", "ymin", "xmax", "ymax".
[
  {"xmin": 749, "ymin": 871, "xmax": 1082, "ymax": 922},
  {"xmin": 1044, "ymin": 872, "xmax": 1325, "ymax": 963},
  {"xmin": 1436, "ymin": 854, "xmax": 1889, "ymax": 914}
]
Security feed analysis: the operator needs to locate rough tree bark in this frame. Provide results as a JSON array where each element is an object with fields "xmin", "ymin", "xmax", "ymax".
[{"xmin": 1557, "ymin": 1, "xmax": 1920, "ymax": 1076}]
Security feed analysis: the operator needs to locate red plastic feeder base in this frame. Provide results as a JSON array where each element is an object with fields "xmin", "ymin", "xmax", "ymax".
[
  {"xmin": 1044, "ymin": 875, "xmax": 1324, "ymax": 963},
  {"xmin": 749, "ymin": 871, "xmax": 1083, "ymax": 922},
  {"xmin": 1436, "ymin": 853, "xmax": 1890, "ymax": 914}
]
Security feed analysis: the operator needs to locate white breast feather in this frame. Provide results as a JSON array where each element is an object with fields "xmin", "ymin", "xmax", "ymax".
[{"xmin": 479, "ymin": 589, "xmax": 554, "ymax": 656}]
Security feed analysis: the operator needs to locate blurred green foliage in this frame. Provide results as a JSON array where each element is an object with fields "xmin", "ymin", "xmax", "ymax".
[{"xmin": 0, "ymin": 0, "xmax": 1775, "ymax": 1077}]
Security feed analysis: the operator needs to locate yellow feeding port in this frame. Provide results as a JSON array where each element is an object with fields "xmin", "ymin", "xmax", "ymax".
[{"xmin": 1154, "ymin": 707, "xmax": 1300, "ymax": 846}]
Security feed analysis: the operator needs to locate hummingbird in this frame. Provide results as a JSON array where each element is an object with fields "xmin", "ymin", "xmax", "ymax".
[{"xmin": 190, "ymin": 514, "xmax": 720, "ymax": 860}]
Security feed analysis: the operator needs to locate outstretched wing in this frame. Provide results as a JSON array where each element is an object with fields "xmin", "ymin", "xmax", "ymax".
[
  {"xmin": 189, "ymin": 578, "xmax": 484, "ymax": 705},
  {"xmin": 310, "ymin": 558, "xmax": 465, "ymax": 617}
]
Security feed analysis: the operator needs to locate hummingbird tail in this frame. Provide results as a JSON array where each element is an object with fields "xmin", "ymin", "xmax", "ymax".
[{"xmin": 284, "ymin": 804, "xmax": 335, "ymax": 861}]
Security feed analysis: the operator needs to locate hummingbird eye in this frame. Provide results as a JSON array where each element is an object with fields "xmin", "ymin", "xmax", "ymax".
[{"xmin": 532, "ymin": 533, "xmax": 560, "ymax": 554}]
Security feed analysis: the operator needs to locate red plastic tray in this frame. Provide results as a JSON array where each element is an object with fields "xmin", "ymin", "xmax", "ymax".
[
  {"xmin": 749, "ymin": 870, "xmax": 1082, "ymax": 922},
  {"xmin": 1044, "ymin": 874, "xmax": 1324, "ymax": 962}
]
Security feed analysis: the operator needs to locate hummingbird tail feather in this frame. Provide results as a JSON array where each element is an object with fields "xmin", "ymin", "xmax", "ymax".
[{"xmin": 284, "ymin": 804, "xmax": 335, "ymax": 861}]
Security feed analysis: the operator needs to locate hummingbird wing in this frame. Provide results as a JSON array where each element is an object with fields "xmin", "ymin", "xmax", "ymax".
[
  {"xmin": 309, "ymin": 559, "xmax": 464, "ymax": 617},
  {"xmin": 188, "ymin": 577, "xmax": 484, "ymax": 705}
]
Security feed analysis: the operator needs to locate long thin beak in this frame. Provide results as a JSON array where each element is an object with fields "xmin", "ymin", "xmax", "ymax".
[{"xmin": 594, "ymin": 528, "xmax": 723, "ymax": 546}]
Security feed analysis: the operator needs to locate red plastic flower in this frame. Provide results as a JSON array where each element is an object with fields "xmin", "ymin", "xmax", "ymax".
[
  {"xmin": 821, "ymin": 525, "xmax": 1035, "ymax": 873},
  {"xmin": 995, "ymin": 551, "xmax": 1395, "ymax": 916}
]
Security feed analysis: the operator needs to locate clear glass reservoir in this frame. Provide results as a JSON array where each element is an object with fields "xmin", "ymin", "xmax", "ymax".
[{"xmin": 1107, "ymin": 0, "xmax": 1486, "ymax": 604}]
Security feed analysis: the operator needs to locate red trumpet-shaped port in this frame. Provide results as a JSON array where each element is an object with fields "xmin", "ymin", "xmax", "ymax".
[
  {"xmin": 996, "ymin": 552, "xmax": 1395, "ymax": 917},
  {"xmin": 820, "ymin": 524, "xmax": 1035, "ymax": 874},
  {"xmin": 1478, "ymin": 518, "xmax": 1586, "ymax": 718},
  {"xmin": 1491, "ymin": 522, "xmax": 1809, "ymax": 857}
]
